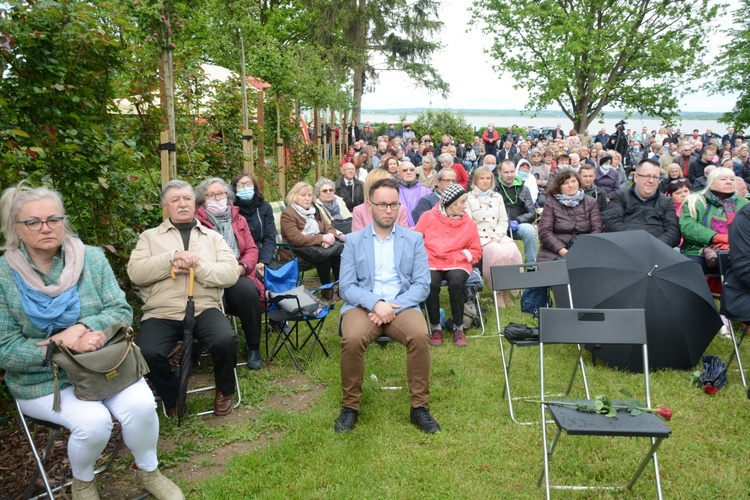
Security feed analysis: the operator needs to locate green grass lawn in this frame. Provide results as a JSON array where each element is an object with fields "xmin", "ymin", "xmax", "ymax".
[{"xmin": 155, "ymin": 291, "xmax": 750, "ymax": 499}]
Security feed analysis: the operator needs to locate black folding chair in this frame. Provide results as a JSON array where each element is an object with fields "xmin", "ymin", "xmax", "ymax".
[
  {"xmin": 15, "ymin": 399, "xmax": 126, "ymax": 499},
  {"xmin": 538, "ymin": 308, "xmax": 671, "ymax": 499},
  {"xmin": 491, "ymin": 261, "xmax": 589, "ymax": 424}
]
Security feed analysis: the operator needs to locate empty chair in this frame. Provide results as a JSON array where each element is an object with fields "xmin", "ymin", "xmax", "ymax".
[
  {"xmin": 538, "ymin": 308, "xmax": 671, "ymax": 498},
  {"xmin": 491, "ymin": 260, "xmax": 589, "ymax": 424}
]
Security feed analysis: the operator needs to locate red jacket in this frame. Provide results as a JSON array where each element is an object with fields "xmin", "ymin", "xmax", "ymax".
[
  {"xmin": 412, "ymin": 204, "xmax": 482, "ymax": 273},
  {"xmin": 451, "ymin": 162, "xmax": 470, "ymax": 190},
  {"xmin": 482, "ymin": 128, "xmax": 499, "ymax": 146},
  {"xmin": 195, "ymin": 205, "xmax": 265, "ymax": 297}
]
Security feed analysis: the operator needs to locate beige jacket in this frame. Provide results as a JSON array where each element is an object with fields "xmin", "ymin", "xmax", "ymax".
[
  {"xmin": 127, "ymin": 219, "xmax": 240, "ymax": 321},
  {"xmin": 466, "ymin": 190, "xmax": 514, "ymax": 246}
]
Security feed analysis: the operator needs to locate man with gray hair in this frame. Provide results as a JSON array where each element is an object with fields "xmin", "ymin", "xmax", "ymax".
[
  {"xmin": 411, "ymin": 168, "xmax": 458, "ymax": 224},
  {"xmin": 128, "ymin": 180, "xmax": 241, "ymax": 417}
]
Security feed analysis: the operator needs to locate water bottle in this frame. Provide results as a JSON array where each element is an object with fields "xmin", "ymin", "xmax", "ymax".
[{"xmin": 439, "ymin": 308, "xmax": 446, "ymax": 328}]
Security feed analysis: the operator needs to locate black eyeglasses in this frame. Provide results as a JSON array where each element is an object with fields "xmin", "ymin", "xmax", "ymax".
[
  {"xmin": 372, "ymin": 202, "xmax": 401, "ymax": 211},
  {"xmin": 16, "ymin": 216, "xmax": 66, "ymax": 231}
]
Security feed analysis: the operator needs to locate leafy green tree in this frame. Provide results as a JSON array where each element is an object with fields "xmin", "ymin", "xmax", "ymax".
[
  {"xmin": 473, "ymin": 0, "xmax": 722, "ymax": 131},
  {"xmin": 303, "ymin": 0, "xmax": 448, "ymax": 124},
  {"xmin": 711, "ymin": 0, "xmax": 750, "ymax": 129},
  {"xmin": 411, "ymin": 110, "xmax": 474, "ymax": 144}
]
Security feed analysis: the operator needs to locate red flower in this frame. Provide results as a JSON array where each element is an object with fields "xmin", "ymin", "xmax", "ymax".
[
  {"xmin": 704, "ymin": 385, "xmax": 718, "ymax": 395},
  {"xmin": 655, "ymin": 406, "xmax": 673, "ymax": 421}
]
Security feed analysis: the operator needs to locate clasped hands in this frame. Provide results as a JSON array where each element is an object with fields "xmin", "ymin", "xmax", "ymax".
[
  {"xmin": 172, "ymin": 250, "xmax": 201, "ymax": 274},
  {"xmin": 368, "ymin": 301, "xmax": 402, "ymax": 326},
  {"xmin": 320, "ymin": 233, "xmax": 336, "ymax": 249},
  {"xmin": 36, "ymin": 323, "xmax": 106, "ymax": 352}
]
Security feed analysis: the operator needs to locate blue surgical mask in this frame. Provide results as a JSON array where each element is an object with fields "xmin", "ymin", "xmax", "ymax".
[
  {"xmin": 600, "ymin": 164, "xmax": 612, "ymax": 172},
  {"xmin": 519, "ymin": 171, "xmax": 529, "ymax": 180},
  {"xmin": 236, "ymin": 188, "xmax": 255, "ymax": 201}
]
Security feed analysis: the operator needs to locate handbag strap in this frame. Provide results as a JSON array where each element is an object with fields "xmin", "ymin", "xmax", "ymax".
[{"xmin": 52, "ymin": 330, "xmax": 135, "ymax": 375}]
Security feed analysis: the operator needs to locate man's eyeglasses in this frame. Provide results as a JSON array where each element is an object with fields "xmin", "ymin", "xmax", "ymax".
[
  {"xmin": 236, "ymin": 181, "xmax": 253, "ymax": 188},
  {"xmin": 204, "ymin": 191, "xmax": 228, "ymax": 200},
  {"xmin": 400, "ymin": 168, "xmax": 416, "ymax": 173},
  {"xmin": 635, "ymin": 173, "xmax": 660, "ymax": 182},
  {"xmin": 372, "ymin": 202, "xmax": 401, "ymax": 211},
  {"xmin": 16, "ymin": 216, "xmax": 66, "ymax": 231}
]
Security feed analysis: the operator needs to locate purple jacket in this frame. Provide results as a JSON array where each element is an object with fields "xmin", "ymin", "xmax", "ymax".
[{"xmin": 399, "ymin": 182, "xmax": 433, "ymax": 227}]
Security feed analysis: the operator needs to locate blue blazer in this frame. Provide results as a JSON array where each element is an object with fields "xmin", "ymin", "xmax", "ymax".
[{"xmin": 339, "ymin": 224, "xmax": 430, "ymax": 315}]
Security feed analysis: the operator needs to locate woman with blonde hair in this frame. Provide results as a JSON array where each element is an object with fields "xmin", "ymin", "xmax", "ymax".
[
  {"xmin": 0, "ymin": 184, "xmax": 183, "ymax": 499},
  {"xmin": 351, "ymin": 168, "xmax": 409, "ymax": 231},
  {"xmin": 466, "ymin": 166, "xmax": 523, "ymax": 307},
  {"xmin": 415, "ymin": 153, "xmax": 438, "ymax": 189},
  {"xmin": 280, "ymin": 182, "xmax": 343, "ymax": 297},
  {"xmin": 680, "ymin": 167, "xmax": 748, "ymax": 273}
]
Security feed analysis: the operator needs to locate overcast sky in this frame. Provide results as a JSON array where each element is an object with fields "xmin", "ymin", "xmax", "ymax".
[{"xmin": 361, "ymin": 0, "xmax": 738, "ymax": 113}]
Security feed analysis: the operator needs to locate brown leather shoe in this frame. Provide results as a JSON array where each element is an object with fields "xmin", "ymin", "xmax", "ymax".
[{"xmin": 213, "ymin": 390, "xmax": 233, "ymax": 416}]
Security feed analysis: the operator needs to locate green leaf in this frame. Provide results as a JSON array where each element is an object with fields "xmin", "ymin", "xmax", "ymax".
[{"xmin": 11, "ymin": 129, "xmax": 29, "ymax": 138}]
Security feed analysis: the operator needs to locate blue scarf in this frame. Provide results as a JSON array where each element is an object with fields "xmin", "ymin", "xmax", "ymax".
[
  {"xmin": 554, "ymin": 189, "xmax": 586, "ymax": 208},
  {"xmin": 12, "ymin": 270, "xmax": 81, "ymax": 336}
]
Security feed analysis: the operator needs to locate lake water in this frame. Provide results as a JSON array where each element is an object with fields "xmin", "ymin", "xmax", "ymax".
[{"xmin": 360, "ymin": 112, "xmax": 732, "ymax": 136}]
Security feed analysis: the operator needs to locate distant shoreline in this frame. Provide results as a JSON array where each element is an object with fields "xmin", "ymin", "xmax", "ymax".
[{"xmin": 360, "ymin": 108, "xmax": 725, "ymax": 120}]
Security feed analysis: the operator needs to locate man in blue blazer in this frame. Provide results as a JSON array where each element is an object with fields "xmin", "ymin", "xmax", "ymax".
[{"xmin": 335, "ymin": 178, "xmax": 439, "ymax": 434}]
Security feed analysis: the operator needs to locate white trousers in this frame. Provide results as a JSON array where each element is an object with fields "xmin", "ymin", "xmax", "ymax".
[{"xmin": 18, "ymin": 378, "xmax": 159, "ymax": 481}]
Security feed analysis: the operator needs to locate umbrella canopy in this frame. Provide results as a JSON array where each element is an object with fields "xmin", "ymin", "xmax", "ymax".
[
  {"xmin": 560, "ymin": 230, "xmax": 721, "ymax": 372},
  {"xmin": 176, "ymin": 268, "xmax": 196, "ymax": 425}
]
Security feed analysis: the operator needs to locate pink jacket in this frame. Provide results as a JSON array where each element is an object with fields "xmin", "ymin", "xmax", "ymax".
[
  {"xmin": 195, "ymin": 205, "xmax": 264, "ymax": 297},
  {"xmin": 351, "ymin": 203, "xmax": 409, "ymax": 232},
  {"xmin": 412, "ymin": 204, "xmax": 482, "ymax": 273}
]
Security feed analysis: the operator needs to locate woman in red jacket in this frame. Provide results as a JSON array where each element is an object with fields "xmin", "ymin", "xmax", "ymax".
[
  {"xmin": 196, "ymin": 178, "xmax": 265, "ymax": 370},
  {"xmin": 413, "ymin": 184, "xmax": 482, "ymax": 348}
]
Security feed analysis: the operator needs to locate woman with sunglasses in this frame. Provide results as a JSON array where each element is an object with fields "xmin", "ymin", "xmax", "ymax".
[{"xmin": 396, "ymin": 161, "xmax": 432, "ymax": 227}]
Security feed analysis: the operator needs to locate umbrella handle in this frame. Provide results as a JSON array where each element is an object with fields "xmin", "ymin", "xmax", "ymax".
[{"xmin": 170, "ymin": 267, "xmax": 196, "ymax": 297}]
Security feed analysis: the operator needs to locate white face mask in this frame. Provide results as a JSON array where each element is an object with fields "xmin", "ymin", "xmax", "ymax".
[{"xmin": 205, "ymin": 199, "xmax": 228, "ymax": 216}]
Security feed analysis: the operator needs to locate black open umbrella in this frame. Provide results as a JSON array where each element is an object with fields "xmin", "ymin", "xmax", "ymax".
[
  {"xmin": 176, "ymin": 268, "xmax": 196, "ymax": 425},
  {"xmin": 559, "ymin": 230, "xmax": 721, "ymax": 372}
]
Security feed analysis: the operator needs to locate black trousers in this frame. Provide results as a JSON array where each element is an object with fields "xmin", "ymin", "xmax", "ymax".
[
  {"xmin": 223, "ymin": 276, "xmax": 262, "ymax": 350},
  {"xmin": 315, "ymin": 255, "xmax": 341, "ymax": 285},
  {"xmin": 426, "ymin": 269, "xmax": 469, "ymax": 329},
  {"xmin": 137, "ymin": 308, "xmax": 238, "ymax": 410}
]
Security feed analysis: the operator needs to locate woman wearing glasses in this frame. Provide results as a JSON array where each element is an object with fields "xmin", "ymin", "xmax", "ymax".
[
  {"xmin": 196, "ymin": 178, "xmax": 265, "ymax": 370},
  {"xmin": 231, "ymin": 172, "xmax": 276, "ymax": 276},
  {"xmin": 280, "ymin": 182, "xmax": 343, "ymax": 299},
  {"xmin": 0, "ymin": 184, "xmax": 183, "ymax": 499},
  {"xmin": 680, "ymin": 167, "xmax": 748, "ymax": 273},
  {"xmin": 396, "ymin": 161, "xmax": 432, "ymax": 227},
  {"xmin": 313, "ymin": 178, "xmax": 352, "ymax": 238}
]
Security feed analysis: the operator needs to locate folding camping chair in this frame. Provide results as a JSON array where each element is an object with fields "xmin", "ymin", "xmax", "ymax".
[
  {"xmin": 15, "ymin": 399, "xmax": 126, "ymax": 499},
  {"xmin": 268, "ymin": 200, "xmax": 314, "ymax": 283},
  {"xmin": 491, "ymin": 261, "xmax": 589, "ymax": 424},
  {"xmin": 717, "ymin": 252, "xmax": 748, "ymax": 389},
  {"xmin": 538, "ymin": 308, "xmax": 671, "ymax": 499},
  {"xmin": 264, "ymin": 257, "xmax": 335, "ymax": 371}
]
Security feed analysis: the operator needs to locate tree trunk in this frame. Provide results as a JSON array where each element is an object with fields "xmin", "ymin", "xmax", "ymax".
[{"xmin": 351, "ymin": 0, "xmax": 367, "ymax": 124}]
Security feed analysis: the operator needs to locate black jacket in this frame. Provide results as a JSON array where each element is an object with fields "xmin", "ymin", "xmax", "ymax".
[
  {"xmin": 603, "ymin": 187, "xmax": 680, "ymax": 247},
  {"xmin": 334, "ymin": 177, "xmax": 364, "ymax": 212},
  {"xmin": 235, "ymin": 198, "xmax": 277, "ymax": 265},
  {"xmin": 721, "ymin": 203, "xmax": 750, "ymax": 321}
]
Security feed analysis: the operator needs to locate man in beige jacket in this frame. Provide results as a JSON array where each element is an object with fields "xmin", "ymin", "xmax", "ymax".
[{"xmin": 128, "ymin": 180, "xmax": 240, "ymax": 416}]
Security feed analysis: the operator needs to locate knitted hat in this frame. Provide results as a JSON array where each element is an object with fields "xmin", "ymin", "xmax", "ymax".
[{"xmin": 441, "ymin": 183, "xmax": 466, "ymax": 208}]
